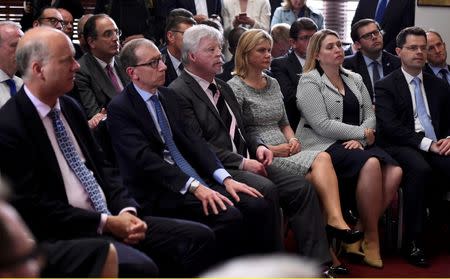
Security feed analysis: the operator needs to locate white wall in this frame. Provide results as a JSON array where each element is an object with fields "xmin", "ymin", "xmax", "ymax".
[{"xmin": 415, "ymin": 3, "xmax": 450, "ymax": 64}]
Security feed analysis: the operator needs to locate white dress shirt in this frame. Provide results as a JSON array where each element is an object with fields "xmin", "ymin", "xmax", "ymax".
[
  {"xmin": 0, "ymin": 69, "xmax": 23, "ymax": 108},
  {"xmin": 194, "ymin": 0, "xmax": 208, "ymax": 15},
  {"xmin": 401, "ymin": 68, "xmax": 433, "ymax": 151}
]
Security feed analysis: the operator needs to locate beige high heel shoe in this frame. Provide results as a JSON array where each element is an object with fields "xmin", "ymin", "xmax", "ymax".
[
  {"xmin": 341, "ymin": 239, "xmax": 365, "ymax": 258},
  {"xmin": 362, "ymin": 240, "xmax": 383, "ymax": 268}
]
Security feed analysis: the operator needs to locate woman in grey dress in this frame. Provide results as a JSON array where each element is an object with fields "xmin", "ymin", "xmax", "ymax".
[{"xmin": 228, "ymin": 29, "xmax": 361, "ymax": 271}]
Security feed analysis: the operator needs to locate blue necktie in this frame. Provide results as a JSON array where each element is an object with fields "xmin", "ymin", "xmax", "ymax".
[
  {"xmin": 439, "ymin": 69, "xmax": 449, "ymax": 85},
  {"xmin": 375, "ymin": 0, "xmax": 387, "ymax": 23},
  {"xmin": 150, "ymin": 95, "xmax": 206, "ymax": 185},
  {"xmin": 4, "ymin": 79, "xmax": 16, "ymax": 97},
  {"xmin": 412, "ymin": 77, "xmax": 437, "ymax": 141},
  {"xmin": 48, "ymin": 108, "xmax": 111, "ymax": 214}
]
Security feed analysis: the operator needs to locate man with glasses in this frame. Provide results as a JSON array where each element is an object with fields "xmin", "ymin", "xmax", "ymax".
[
  {"xmin": 424, "ymin": 30, "xmax": 450, "ymax": 85},
  {"xmin": 375, "ymin": 27, "xmax": 450, "ymax": 268},
  {"xmin": 58, "ymin": 8, "xmax": 83, "ymax": 60},
  {"xmin": 75, "ymin": 14, "xmax": 128, "ymax": 120},
  {"xmin": 271, "ymin": 17, "xmax": 317, "ymax": 131},
  {"xmin": 343, "ymin": 18, "xmax": 400, "ymax": 103},
  {"xmin": 32, "ymin": 7, "xmax": 65, "ymax": 31},
  {"xmin": 161, "ymin": 15, "xmax": 196, "ymax": 86}
]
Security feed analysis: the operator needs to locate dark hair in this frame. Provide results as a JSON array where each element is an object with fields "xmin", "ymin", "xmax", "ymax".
[
  {"xmin": 396, "ymin": 26, "xmax": 427, "ymax": 48},
  {"xmin": 289, "ymin": 17, "xmax": 318, "ymax": 40},
  {"xmin": 228, "ymin": 26, "xmax": 247, "ymax": 54},
  {"xmin": 167, "ymin": 8, "xmax": 194, "ymax": 23},
  {"xmin": 34, "ymin": 6, "xmax": 53, "ymax": 20},
  {"xmin": 83, "ymin": 13, "xmax": 110, "ymax": 50},
  {"xmin": 200, "ymin": 19, "xmax": 223, "ymax": 33},
  {"xmin": 165, "ymin": 16, "xmax": 196, "ymax": 36},
  {"xmin": 350, "ymin": 18, "xmax": 380, "ymax": 43}
]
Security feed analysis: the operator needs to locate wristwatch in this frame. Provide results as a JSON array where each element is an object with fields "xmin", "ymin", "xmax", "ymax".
[{"xmin": 188, "ymin": 180, "xmax": 200, "ymax": 194}]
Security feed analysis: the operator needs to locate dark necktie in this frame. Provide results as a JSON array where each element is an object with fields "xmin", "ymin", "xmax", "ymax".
[
  {"xmin": 105, "ymin": 64, "xmax": 122, "ymax": 94},
  {"xmin": 150, "ymin": 95, "xmax": 206, "ymax": 184},
  {"xmin": 4, "ymin": 79, "xmax": 16, "ymax": 97},
  {"xmin": 375, "ymin": 0, "xmax": 387, "ymax": 23},
  {"xmin": 439, "ymin": 68, "xmax": 449, "ymax": 85},
  {"xmin": 411, "ymin": 77, "xmax": 437, "ymax": 141},
  {"xmin": 209, "ymin": 83, "xmax": 248, "ymax": 157},
  {"xmin": 48, "ymin": 108, "xmax": 111, "ymax": 214}
]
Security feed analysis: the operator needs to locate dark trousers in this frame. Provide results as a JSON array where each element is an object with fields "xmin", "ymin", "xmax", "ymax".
[
  {"xmin": 152, "ymin": 184, "xmax": 279, "ymax": 262},
  {"xmin": 111, "ymin": 216, "xmax": 215, "ymax": 277},
  {"xmin": 230, "ymin": 165, "xmax": 331, "ymax": 265},
  {"xmin": 384, "ymin": 146, "xmax": 450, "ymax": 244}
]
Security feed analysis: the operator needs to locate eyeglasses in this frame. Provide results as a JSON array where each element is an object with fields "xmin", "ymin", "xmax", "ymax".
[
  {"xmin": 170, "ymin": 30, "xmax": 185, "ymax": 35},
  {"xmin": 101, "ymin": 29, "xmax": 122, "ymax": 39},
  {"xmin": 38, "ymin": 17, "xmax": 65, "ymax": 28},
  {"xmin": 359, "ymin": 29, "xmax": 382, "ymax": 40},
  {"xmin": 133, "ymin": 56, "xmax": 166, "ymax": 69},
  {"xmin": 297, "ymin": 35, "xmax": 313, "ymax": 41},
  {"xmin": 402, "ymin": 45, "xmax": 427, "ymax": 52}
]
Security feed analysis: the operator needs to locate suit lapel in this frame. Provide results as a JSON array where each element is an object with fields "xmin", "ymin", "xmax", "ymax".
[
  {"xmin": 126, "ymin": 84, "xmax": 164, "ymax": 145},
  {"xmin": 15, "ymin": 90, "xmax": 66, "ymax": 195},
  {"xmin": 394, "ymin": 70, "xmax": 415, "ymax": 122},
  {"xmin": 356, "ymin": 52, "xmax": 373, "ymax": 95},
  {"xmin": 86, "ymin": 53, "xmax": 117, "ymax": 100},
  {"xmin": 423, "ymin": 73, "xmax": 441, "ymax": 133},
  {"xmin": 181, "ymin": 72, "xmax": 228, "ymax": 129},
  {"xmin": 216, "ymin": 79, "xmax": 246, "ymax": 131},
  {"xmin": 287, "ymin": 51, "xmax": 302, "ymax": 80}
]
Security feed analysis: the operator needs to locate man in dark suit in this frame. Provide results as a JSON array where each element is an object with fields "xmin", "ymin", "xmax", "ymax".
[
  {"xmin": 166, "ymin": 0, "xmax": 221, "ymax": 22},
  {"xmin": 171, "ymin": 24, "xmax": 330, "ymax": 266},
  {"xmin": 375, "ymin": 27, "xmax": 450, "ymax": 268},
  {"xmin": 216, "ymin": 26, "xmax": 246, "ymax": 82},
  {"xmin": 161, "ymin": 16, "xmax": 196, "ymax": 86},
  {"xmin": 75, "ymin": 14, "xmax": 129, "ymax": 119},
  {"xmin": 271, "ymin": 17, "xmax": 317, "ymax": 131},
  {"xmin": 351, "ymin": 0, "xmax": 414, "ymax": 55},
  {"xmin": 424, "ymin": 30, "xmax": 450, "ymax": 85},
  {"xmin": 107, "ymin": 37, "xmax": 282, "ymax": 259},
  {"xmin": 343, "ymin": 18, "xmax": 401, "ymax": 102},
  {"xmin": 0, "ymin": 26, "xmax": 215, "ymax": 277}
]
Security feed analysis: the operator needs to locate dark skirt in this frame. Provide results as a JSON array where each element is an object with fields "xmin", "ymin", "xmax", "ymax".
[{"xmin": 326, "ymin": 141, "xmax": 398, "ymax": 180}]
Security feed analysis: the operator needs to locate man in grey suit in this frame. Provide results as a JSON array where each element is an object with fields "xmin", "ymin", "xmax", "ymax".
[
  {"xmin": 75, "ymin": 14, "xmax": 129, "ymax": 120},
  {"xmin": 170, "ymin": 24, "xmax": 331, "ymax": 267}
]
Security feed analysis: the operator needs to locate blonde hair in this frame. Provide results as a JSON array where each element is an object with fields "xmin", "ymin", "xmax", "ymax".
[
  {"xmin": 234, "ymin": 29, "xmax": 273, "ymax": 78},
  {"xmin": 303, "ymin": 29, "xmax": 340, "ymax": 73},
  {"xmin": 282, "ymin": 0, "xmax": 306, "ymax": 10}
]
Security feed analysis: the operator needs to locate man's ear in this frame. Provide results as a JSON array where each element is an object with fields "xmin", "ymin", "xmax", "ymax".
[
  {"xmin": 126, "ymin": 67, "xmax": 137, "ymax": 80},
  {"xmin": 354, "ymin": 41, "xmax": 362, "ymax": 51},
  {"xmin": 395, "ymin": 47, "xmax": 402, "ymax": 56},
  {"xmin": 167, "ymin": 31, "xmax": 175, "ymax": 44}
]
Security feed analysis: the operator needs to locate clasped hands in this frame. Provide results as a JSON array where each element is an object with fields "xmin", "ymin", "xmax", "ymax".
[
  {"xmin": 342, "ymin": 128, "xmax": 375, "ymax": 149},
  {"xmin": 430, "ymin": 138, "xmax": 450, "ymax": 156},
  {"xmin": 105, "ymin": 211, "xmax": 147, "ymax": 244}
]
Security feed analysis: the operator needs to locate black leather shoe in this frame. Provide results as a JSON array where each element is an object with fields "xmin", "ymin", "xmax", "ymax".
[
  {"xmin": 403, "ymin": 241, "xmax": 430, "ymax": 268},
  {"xmin": 329, "ymin": 264, "xmax": 350, "ymax": 275},
  {"xmin": 326, "ymin": 224, "xmax": 364, "ymax": 244}
]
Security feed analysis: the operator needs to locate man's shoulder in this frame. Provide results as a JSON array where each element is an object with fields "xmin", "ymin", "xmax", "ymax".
[{"xmin": 271, "ymin": 54, "xmax": 290, "ymax": 67}]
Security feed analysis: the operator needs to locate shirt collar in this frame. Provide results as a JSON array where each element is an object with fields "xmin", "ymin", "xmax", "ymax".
[
  {"xmin": 184, "ymin": 69, "xmax": 216, "ymax": 94},
  {"xmin": 24, "ymin": 85, "xmax": 61, "ymax": 120},
  {"xmin": 167, "ymin": 49, "xmax": 182, "ymax": 70},
  {"xmin": 428, "ymin": 64, "xmax": 448, "ymax": 76},
  {"xmin": 133, "ymin": 83, "xmax": 158, "ymax": 102},
  {"xmin": 401, "ymin": 67, "xmax": 423, "ymax": 84},
  {"xmin": 93, "ymin": 55, "xmax": 115, "ymax": 69},
  {"xmin": 362, "ymin": 53, "xmax": 382, "ymax": 67}
]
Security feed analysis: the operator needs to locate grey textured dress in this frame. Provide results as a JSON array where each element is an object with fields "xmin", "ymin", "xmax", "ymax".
[{"xmin": 228, "ymin": 74, "xmax": 319, "ymax": 176}]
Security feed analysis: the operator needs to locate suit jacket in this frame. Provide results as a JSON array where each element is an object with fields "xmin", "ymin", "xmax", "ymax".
[
  {"xmin": 166, "ymin": 0, "xmax": 221, "ymax": 16},
  {"xmin": 0, "ymin": 89, "xmax": 138, "ymax": 241},
  {"xmin": 170, "ymin": 72, "xmax": 265, "ymax": 169},
  {"xmin": 75, "ymin": 52, "xmax": 129, "ymax": 119},
  {"xmin": 271, "ymin": 50, "xmax": 303, "ymax": 130},
  {"xmin": 351, "ymin": 0, "xmax": 414, "ymax": 54},
  {"xmin": 296, "ymin": 68, "xmax": 375, "ymax": 152},
  {"xmin": 106, "ymin": 84, "xmax": 223, "ymax": 214},
  {"xmin": 375, "ymin": 69, "xmax": 450, "ymax": 149},
  {"xmin": 161, "ymin": 48, "xmax": 179, "ymax": 87},
  {"xmin": 423, "ymin": 63, "xmax": 450, "ymax": 77},
  {"xmin": 343, "ymin": 50, "xmax": 401, "ymax": 101}
]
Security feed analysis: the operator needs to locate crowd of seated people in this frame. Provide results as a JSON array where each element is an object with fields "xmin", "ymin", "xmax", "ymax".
[{"xmin": 0, "ymin": 0, "xmax": 449, "ymax": 277}]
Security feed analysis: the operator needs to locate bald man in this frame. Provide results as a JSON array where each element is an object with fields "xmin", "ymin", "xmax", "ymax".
[{"xmin": 0, "ymin": 27, "xmax": 215, "ymax": 277}]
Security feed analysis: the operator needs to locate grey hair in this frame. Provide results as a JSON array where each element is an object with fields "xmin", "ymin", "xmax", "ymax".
[
  {"xmin": 15, "ymin": 35, "xmax": 50, "ymax": 79},
  {"xmin": 181, "ymin": 24, "xmax": 223, "ymax": 66},
  {"xmin": 119, "ymin": 38, "xmax": 157, "ymax": 71},
  {"xmin": 0, "ymin": 21, "xmax": 22, "ymax": 45}
]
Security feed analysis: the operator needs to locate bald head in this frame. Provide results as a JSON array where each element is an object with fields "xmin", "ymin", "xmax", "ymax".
[{"xmin": 16, "ymin": 27, "xmax": 79, "ymax": 105}]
